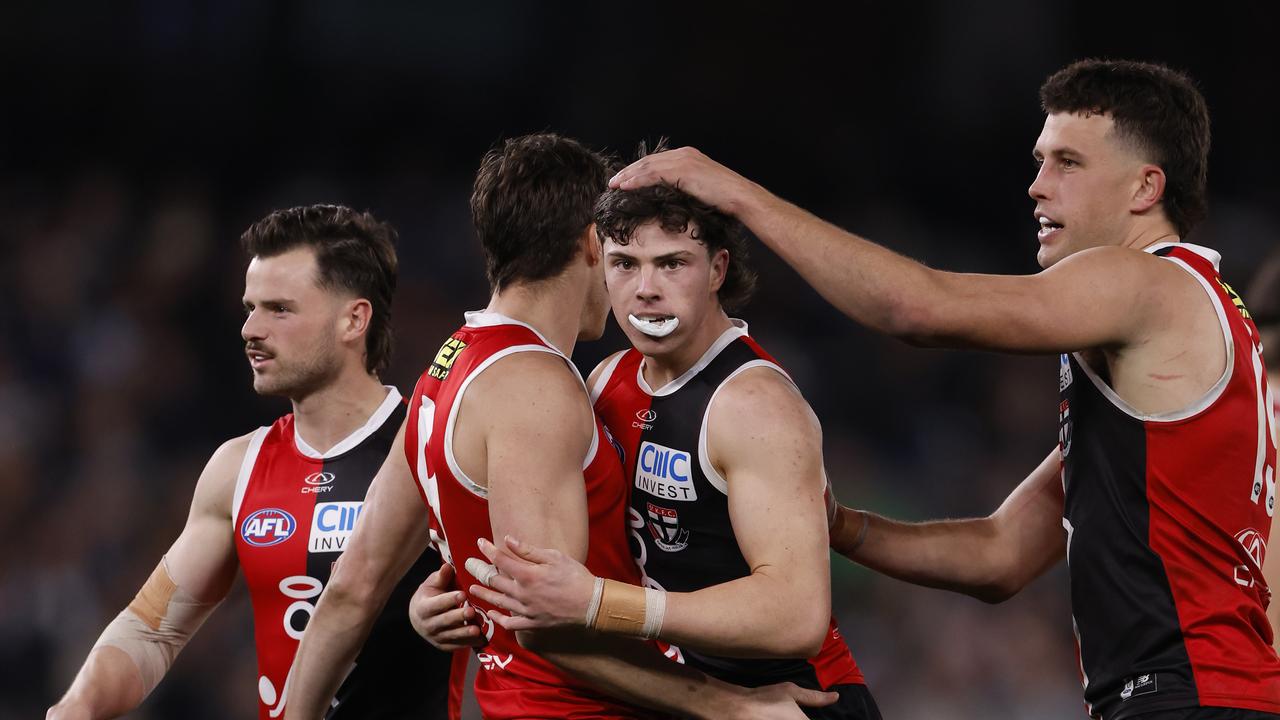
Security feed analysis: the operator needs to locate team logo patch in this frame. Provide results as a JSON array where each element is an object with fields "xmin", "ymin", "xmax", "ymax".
[
  {"xmin": 301, "ymin": 471, "xmax": 335, "ymax": 494},
  {"xmin": 428, "ymin": 337, "xmax": 468, "ymax": 381},
  {"xmin": 646, "ymin": 502, "xmax": 690, "ymax": 552},
  {"xmin": 309, "ymin": 501, "xmax": 363, "ymax": 553},
  {"xmin": 241, "ymin": 508, "xmax": 297, "ymax": 547},
  {"xmin": 635, "ymin": 440, "xmax": 697, "ymax": 501},
  {"xmin": 1058, "ymin": 399, "xmax": 1072, "ymax": 458}
]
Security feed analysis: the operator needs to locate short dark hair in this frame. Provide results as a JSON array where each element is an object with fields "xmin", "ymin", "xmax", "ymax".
[
  {"xmin": 240, "ymin": 204, "xmax": 398, "ymax": 375},
  {"xmin": 594, "ymin": 142, "xmax": 757, "ymax": 312},
  {"xmin": 470, "ymin": 133, "xmax": 615, "ymax": 291},
  {"xmin": 1040, "ymin": 59, "xmax": 1211, "ymax": 237}
]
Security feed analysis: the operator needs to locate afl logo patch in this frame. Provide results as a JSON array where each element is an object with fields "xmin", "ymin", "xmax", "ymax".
[{"xmin": 241, "ymin": 508, "xmax": 297, "ymax": 547}]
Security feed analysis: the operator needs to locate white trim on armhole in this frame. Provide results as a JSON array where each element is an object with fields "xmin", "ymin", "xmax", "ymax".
[
  {"xmin": 232, "ymin": 427, "xmax": 270, "ymax": 523},
  {"xmin": 443, "ymin": 345, "xmax": 599, "ymax": 497},
  {"xmin": 697, "ymin": 360, "xmax": 794, "ymax": 496},
  {"xmin": 590, "ymin": 352, "xmax": 627, "ymax": 404},
  {"xmin": 1071, "ymin": 255, "xmax": 1235, "ymax": 423}
]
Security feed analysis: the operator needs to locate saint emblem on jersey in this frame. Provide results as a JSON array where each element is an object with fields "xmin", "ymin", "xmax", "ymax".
[
  {"xmin": 1059, "ymin": 398, "xmax": 1072, "ymax": 458},
  {"xmin": 646, "ymin": 501, "xmax": 690, "ymax": 552}
]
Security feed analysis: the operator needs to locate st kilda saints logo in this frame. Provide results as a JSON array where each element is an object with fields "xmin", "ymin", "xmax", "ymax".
[{"xmin": 646, "ymin": 501, "xmax": 689, "ymax": 552}]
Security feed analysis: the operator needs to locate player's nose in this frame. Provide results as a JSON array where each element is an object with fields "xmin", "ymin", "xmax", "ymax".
[{"xmin": 241, "ymin": 309, "xmax": 266, "ymax": 341}]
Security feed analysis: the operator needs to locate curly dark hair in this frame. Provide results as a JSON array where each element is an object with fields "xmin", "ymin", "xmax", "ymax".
[
  {"xmin": 594, "ymin": 143, "xmax": 756, "ymax": 312},
  {"xmin": 240, "ymin": 204, "xmax": 399, "ymax": 375},
  {"xmin": 470, "ymin": 133, "xmax": 616, "ymax": 291},
  {"xmin": 1040, "ymin": 59, "xmax": 1211, "ymax": 238}
]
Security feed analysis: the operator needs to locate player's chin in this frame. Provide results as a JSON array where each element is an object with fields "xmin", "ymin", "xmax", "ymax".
[
  {"xmin": 1036, "ymin": 239, "xmax": 1065, "ymax": 269},
  {"xmin": 251, "ymin": 373, "xmax": 289, "ymax": 397}
]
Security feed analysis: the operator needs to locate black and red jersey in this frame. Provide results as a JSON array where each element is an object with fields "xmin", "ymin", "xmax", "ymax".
[
  {"xmin": 591, "ymin": 321, "xmax": 869, "ymax": 707},
  {"xmin": 406, "ymin": 311, "xmax": 648, "ymax": 720},
  {"xmin": 232, "ymin": 388, "xmax": 461, "ymax": 720},
  {"xmin": 1059, "ymin": 243, "xmax": 1280, "ymax": 719}
]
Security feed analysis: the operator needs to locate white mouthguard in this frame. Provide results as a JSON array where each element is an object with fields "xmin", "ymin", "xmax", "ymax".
[{"xmin": 627, "ymin": 314, "xmax": 679, "ymax": 338}]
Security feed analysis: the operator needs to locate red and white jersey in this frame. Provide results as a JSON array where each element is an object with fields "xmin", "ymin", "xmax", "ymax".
[
  {"xmin": 233, "ymin": 388, "xmax": 461, "ymax": 720},
  {"xmin": 1059, "ymin": 243, "xmax": 1280, "ymax": 719},
  {"xmin": 406, "ymin": 311, "xmax": 647, "ymax": 719},
  {"xmin": 591, "ymin": 321, "xmax": 867, "ymax": 695}
]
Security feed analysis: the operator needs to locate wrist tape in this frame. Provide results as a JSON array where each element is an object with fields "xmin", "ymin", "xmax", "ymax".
[{"xmin": 585, "ymin": 578, "xmax": 666, "ymax": 639}]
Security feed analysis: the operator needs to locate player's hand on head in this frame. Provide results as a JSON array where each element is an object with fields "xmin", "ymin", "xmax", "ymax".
[
  {"xmin": 408, "ymin": 564, "xmax": 484, "ymax": 651},
  {"xmin": 465, "ymin": 535, "xmax": 596, "ymax": 631},
  {"xmin": 608, "ymin": 146, "xmax": 752, "ymax": 215}
]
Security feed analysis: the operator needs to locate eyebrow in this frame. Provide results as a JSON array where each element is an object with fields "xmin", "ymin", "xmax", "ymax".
[
  {"xmin": 1032, "ymin": 146, "xmax": 1084, "ymax": 160},
  {"xmin": 243, "ymin": 297, "xmax": 296, "ymax": 308}
]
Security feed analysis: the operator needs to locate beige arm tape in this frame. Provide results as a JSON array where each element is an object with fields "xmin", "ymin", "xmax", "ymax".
[
  {"xmin": 92, "ymin": 556, "xmax": 220, "ymax": 697},
  {"xmin": 587, "ymin": 578, "xmax": 666, "ymax": 639}
]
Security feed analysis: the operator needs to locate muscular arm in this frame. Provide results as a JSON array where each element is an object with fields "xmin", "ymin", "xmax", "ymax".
[
  {"xmin": 285, "ymin": 418, "xmax": 433, "ymax": 720},
  {"xmin": 651, "ymin": 368, "xmax": 833, "ymax": 657},
  {"xmin": 47, "ymin": 434, "xmax": 246, "ymax": 720},
  {"xmin": 473, "ymin": 353, "xmax": 798, "ymax": 718},
  {"xmin": 831, "ymin": 447, "xmax": 1066, "ymax": 603},
  {"xmin": 611, "ymin": 148, "xmax": 1167, "ymax": 353}
]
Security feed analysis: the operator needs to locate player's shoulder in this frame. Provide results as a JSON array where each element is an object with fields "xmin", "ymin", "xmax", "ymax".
[
  {"xmin": 1050, "ymin": 244, "xmax": 1190, "ymax": 285},
  {"xmin": 194, "ymin": 428, "xmax": 266, "ymax": 511},
  {"xmin": 711, "ymin": 364, "xmax": 816, "ymax": 436},
  {"xmin": 466, "ymin": 348, "xmax": 588, "ymax": 416},
  {"xmin": 587, "ymin": 349, "xmax": 629, "ymax": 389}
]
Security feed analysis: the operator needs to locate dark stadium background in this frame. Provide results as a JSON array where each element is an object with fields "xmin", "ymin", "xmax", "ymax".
[{"xmin": 2, "ymin": 3, "xmax": 1277, "ymax": 718}]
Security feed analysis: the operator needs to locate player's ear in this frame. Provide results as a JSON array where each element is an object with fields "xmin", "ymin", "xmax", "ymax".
[
  {"xmin": 709, "ymin": 248, "xmax": 729, "ymax": 293},
  {"xmin": 342, "ymin": 298, "xmax": 373, "ymax": 343},
  {"xmin": 1131, "ymin": 164, "xmax": 1166, "ymax": 215},
  {"xmin": 583, "ymin": 224, "xmax": 603, "ymax": 266}
]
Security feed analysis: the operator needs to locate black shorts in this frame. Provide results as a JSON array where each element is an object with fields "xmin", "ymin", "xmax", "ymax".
[
  {"xmin": 805, "ymin": 683, "xmax": 882, "ymax": 720},
  {"xmin": 1133, "ymin": 707, "xmax": 1280, "ymax": 720}
]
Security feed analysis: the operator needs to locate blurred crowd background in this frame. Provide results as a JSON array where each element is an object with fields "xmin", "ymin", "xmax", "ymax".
[{"xmin": 2, "ymin": 2, "xmax": 1277, "ymax": 718}]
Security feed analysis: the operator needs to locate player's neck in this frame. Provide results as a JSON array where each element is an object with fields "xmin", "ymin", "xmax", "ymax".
[
  {"xmin": 1124, "ymin": 220, "xmax": 1179, "ymax": 252},
  {"xmin": 289, "ymin": 367, "xmax": 389, "ymax": 455},
  {"xmin": 641, "ymin": 310, "xmax": 734, "ymax": 388},
  {"xmin": 486, "ymin": 284, "xmax": 583, "ymax": 357}
]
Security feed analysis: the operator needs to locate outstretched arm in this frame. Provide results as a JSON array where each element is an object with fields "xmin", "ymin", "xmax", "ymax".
[
  {"xmin": 285, "ymin": 418, "xmax": 433, "ymax": 720},
  {"xmin": 831, "ymin": 447, "xmax": 1066, "ymax": 603},
  {"xmin": 47, "ymin": 434, "xmax": 246, "ymax": 720},
  {"xmin": 610, "ymin": 148, "xmax": 1167, "ymax": 353}
]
